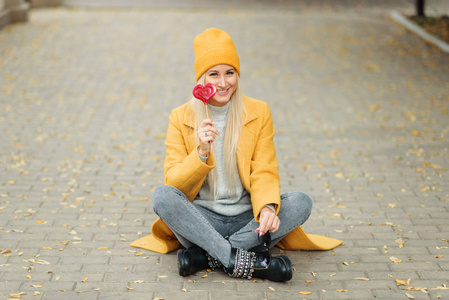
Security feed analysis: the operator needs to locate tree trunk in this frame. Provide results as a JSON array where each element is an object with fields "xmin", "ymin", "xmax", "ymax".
[{"xmin": 416, "ymin": 0, "xmax": 425, "ymax": 17}]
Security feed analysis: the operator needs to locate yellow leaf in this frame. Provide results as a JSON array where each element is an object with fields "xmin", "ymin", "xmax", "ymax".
[
  {"xmin": 305, "ymin": 280, "xmax": 312, "ymax": 283},
  {"xmin": 81, "ymin": 277, "xmax": 88, "ymax": 282},
  {"xmin": 337, "ymin": 289, "xmax": 348, "ymax": 292},
  {"xmin": 97, "ymin": 247, "xmax": 108, "ymax": 250},
  {"xmin": 390, "ymin": 256, "xmax": 402, "ymax": 263},
  {"xmin": 268, "ymin": 287, "xmax": 275, "ymax": 291},
  {"xmin": 26, "ymin": 275, "xmax": 31, "ymax": 279},
  {"xmin": 202, "ymin": 274, "xmax": 207, "ymax": 278},
  {"xmin": 405, "ymin": 292, "xmax": 415, "ymax": 299},
  {"xmin": 396, "ymin": 278, "xmax": 411, "ymax": 286},
  {"xmin": 335, "ymin": 172, "xmax": 345, "ymax": 179},
  {"xmin": 355, "ymin": 277, "xmax": 370, "ymax": 281},
  {"xmin": 42, "ymin": 247, "xmax": 52, "ymax": 250},
  {"xmin": 412, "ymin": 130, "xmax": 420, "ymax": 136},
  {"xmin": 299, "ymin": 291, "xmax": 311, "ymax": 295},
  {"xmin": 369, "ymin": 104, "xmax": 381, "ymax": 112},
  {"xmin": 36, "ymin": 220, "xmax": 46, "ymax": 224},
  {"xmin": 127, "ymin": 285, "xmax": 134, "ymax": 291},
  {"xmin": 135, "ymin": 252, "xmax": 145, "ymax": 256}
]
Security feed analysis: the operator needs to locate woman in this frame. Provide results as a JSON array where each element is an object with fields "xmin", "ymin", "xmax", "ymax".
[{"xmin": 132, "ymin": 28, "xmax": 342, "ymax": 282}]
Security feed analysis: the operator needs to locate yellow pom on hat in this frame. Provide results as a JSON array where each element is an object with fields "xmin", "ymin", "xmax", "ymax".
[{"xmin": 194, "ymin": 28, "xmax": 240, "ymax": 82}]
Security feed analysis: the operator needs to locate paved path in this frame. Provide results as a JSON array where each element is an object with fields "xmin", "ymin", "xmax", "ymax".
[{"xmin": 1, "ymin": 2, "xmax": 449, "ymax": 299}]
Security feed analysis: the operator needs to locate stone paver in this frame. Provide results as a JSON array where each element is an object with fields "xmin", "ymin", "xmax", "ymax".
[{"xmin": 1, "ymin": 1, "xmax": 449, "ymax": 299}]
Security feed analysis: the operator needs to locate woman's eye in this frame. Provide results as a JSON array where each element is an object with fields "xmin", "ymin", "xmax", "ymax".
[
  {"xmin": 227, "ymin": 71, "xmax": 234, "ymax": 75},
  {"xmin": 209, "ymin": 73, "xmax": 217, "ymax": 76}
]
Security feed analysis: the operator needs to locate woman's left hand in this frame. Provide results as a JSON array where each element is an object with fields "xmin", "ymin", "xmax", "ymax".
[{"xmin": 256, "ymin": 207, "xmax": 280, "ymax": 236}]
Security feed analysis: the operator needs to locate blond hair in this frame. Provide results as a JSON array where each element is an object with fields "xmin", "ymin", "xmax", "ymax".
[{"xmin": 190, "ymin": 74, "xmax": 245, "ymax": 199}]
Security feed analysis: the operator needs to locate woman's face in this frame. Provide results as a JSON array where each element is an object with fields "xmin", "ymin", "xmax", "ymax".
[{"xmin": 204, "ymin": 64, "xmax": 238, "ymax": 107}]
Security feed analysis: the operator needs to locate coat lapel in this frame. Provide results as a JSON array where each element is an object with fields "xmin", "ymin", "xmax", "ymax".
[
  {"xmin": 182, "ymin": 107, "xmax": 197, "ymax": 153},
  {"xmin": 237, "ymin": 96, "xmax": 257, "ymax": 190}
]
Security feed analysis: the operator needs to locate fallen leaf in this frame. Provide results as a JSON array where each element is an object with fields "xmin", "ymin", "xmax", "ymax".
[
  {"xmin": 299, "ymin": 291, "xmax": 311, "ymax": 295},
  {"xmin": 337, "ymin": 289, "xmax": 348, "ymax": 292},
  {"xmin": 81, "ymin": 277, "xmax": 88, "ymax": 282},
  {"xmin": 406, "ymin": 286, "xmax": 426, "ymax": 291},
  {"xmin": 35, "ymin": 220, "xmax": 46, "ymax": 224},
  {"xmin": 9, "ymin": 293, "xmax": 26, "ymax": 298},
  {"xmin": 127, "ymin": 285, "xmax": 134, "ymax": 290},
  {"xmin": 335, "ymin": 172, "xmax": 345, "ymax": 179},
  {"xmin": 390, "ymin": 256, "xmax": 402, "ymax": 263},
  {"xmin": 268, "ymin": 287, "xmax": 275, "ymax": 291},
  {"xmin": 412, "ymin": 130, "xmax": 420, "ymax": 136},
  {"xmin": 355, "ymin": 277, "xmax": 370, "ymax": 281},
  {"xmin": 396, "ymin": 278, "xmax": 411, "ymax": 286},
  {"xmin": 369, "ymin": 103, "xmax": 381, "ymax": 112},
  {"xmin": 405, "ymin": 292, "xmax": 415, "ymax": 299}
]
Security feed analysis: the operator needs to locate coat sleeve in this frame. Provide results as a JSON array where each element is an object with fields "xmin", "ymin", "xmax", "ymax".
[
  {"xmin": 163, "ymin": 109, "xmax": 215, "ymax": 201},
  {"xmin": 249, "ymin": 102, "xmax": 281, "ymax": 221}
]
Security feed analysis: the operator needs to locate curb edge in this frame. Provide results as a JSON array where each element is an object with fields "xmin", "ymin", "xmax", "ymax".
[{"xmin": 389, "ymin": 10, "xmax": 449, "ymax": 55}]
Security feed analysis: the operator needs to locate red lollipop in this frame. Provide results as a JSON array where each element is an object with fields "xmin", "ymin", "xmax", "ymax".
[{"xmin": 192, "ymin": 83, "xmax": 217, "ymax": 105}]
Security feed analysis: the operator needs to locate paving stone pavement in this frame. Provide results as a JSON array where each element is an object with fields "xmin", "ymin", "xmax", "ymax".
[{"xmin": 1, "ymin": 1, "xmax": 449, "ymax": 299}]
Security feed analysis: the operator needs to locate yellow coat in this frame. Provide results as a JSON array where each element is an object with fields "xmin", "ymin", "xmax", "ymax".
[{"xmin": 131, "ymin": 95, "xmax": 342, "ymax": 253}]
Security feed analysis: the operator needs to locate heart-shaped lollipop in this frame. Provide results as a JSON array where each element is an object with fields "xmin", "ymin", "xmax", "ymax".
[{"xmin": 192, "ymin": 83, "xmax": 217, "ymax": 105}]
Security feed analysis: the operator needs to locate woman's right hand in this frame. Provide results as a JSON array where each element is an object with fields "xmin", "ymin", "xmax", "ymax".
[{"xmin": 197, "ymin": 118, "xmax": 219, "ymax": 157}]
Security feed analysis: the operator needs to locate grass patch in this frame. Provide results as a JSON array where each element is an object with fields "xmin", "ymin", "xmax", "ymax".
[{"xmin": 408, "ymin": 15, "xmax": 449, "ymax": 44}]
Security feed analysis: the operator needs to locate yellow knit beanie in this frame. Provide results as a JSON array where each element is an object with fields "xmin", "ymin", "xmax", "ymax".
[{"xmin": 194, "ymin": 28, "xmax": 240, "ymax": 82}]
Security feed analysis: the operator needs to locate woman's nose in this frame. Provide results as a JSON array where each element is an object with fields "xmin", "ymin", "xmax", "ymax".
[{"xmin": 217, "ymin": 76, "xmax": 225, "ymax": 87}]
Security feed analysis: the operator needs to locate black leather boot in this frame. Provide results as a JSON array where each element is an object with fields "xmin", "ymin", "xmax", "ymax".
[
  {"xmin": 177, "ymin": 246, "xmax": 222, "ymax": 276},
  {"xmin": 252, "ymin": 255, "xmax": 292, "ymax": 282},
  {"xmin": 226, "ymin": 247, "xmax": 292, "ymax": 282}
]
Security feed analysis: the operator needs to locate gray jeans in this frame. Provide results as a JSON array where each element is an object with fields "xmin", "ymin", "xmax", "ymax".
[{"xmin": 152, "ymin": 185, "xmax": 312, "ymax": 268}]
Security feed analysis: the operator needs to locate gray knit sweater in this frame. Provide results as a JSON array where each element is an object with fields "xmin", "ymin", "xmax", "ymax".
[{"xmin": 194, "ymin": 103, "xmax": 252, "ymax": 216}]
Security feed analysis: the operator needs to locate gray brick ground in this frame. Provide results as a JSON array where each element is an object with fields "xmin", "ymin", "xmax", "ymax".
[{"xmin": 1, "ymin": 0, "xmax": 449, "ymax": 299}]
